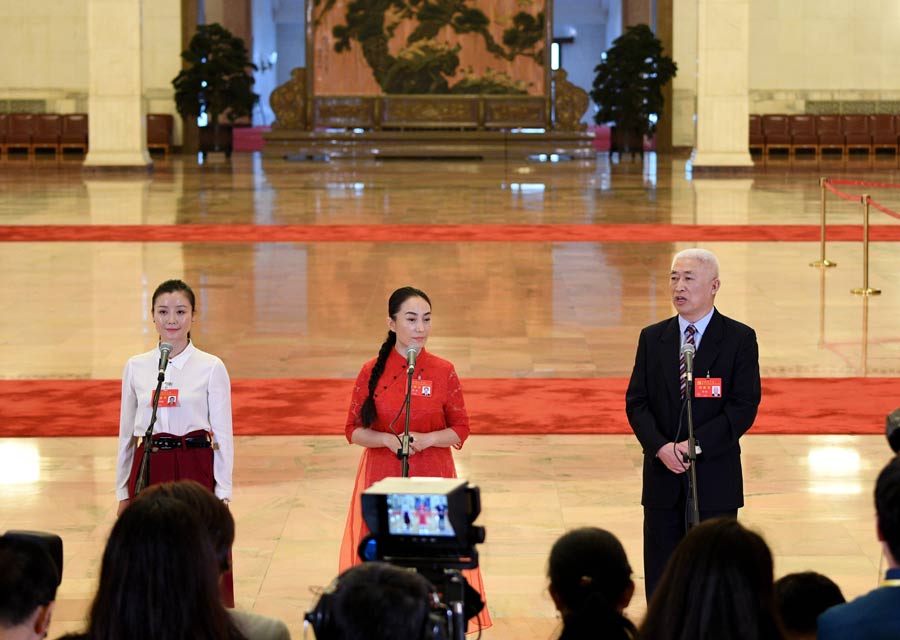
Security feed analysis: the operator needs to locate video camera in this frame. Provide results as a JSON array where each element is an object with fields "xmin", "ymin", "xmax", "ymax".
[
  {"xmin": 358, "ymin": 478, "xmax": 486, "ymax": 639},
  {"xmin": 359, "ymin": 477, "xmax": 484, "ymax": 570}
]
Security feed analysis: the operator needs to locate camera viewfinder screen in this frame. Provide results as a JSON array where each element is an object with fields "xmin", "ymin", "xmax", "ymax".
[{"xmin": 387, "ymin": 493, "xmax": 455, "ymax": 537}]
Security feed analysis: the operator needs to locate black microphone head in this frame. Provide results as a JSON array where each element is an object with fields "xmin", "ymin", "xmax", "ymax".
[
  {"xmin": 887, "ymin": 408, "xmax": 900, "ymax": 453},
  {"xmin": 159, "ymin": 342, "xmax": 173, "ymax": 355}
]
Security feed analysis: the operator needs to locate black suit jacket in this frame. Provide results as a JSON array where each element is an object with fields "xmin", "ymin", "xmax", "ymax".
[{"xmin": 625, "ymin": 309, "xmax": 761, "ymax": 510}]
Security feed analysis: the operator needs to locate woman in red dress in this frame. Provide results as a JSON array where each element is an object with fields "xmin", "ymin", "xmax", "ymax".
[{"xmin": 338, "ymin": 286, "xmax": 491, "ymax": 631}]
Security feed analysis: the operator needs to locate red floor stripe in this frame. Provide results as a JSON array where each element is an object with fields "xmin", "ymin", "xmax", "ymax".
[
  {"xmin": 0, "ymin": 377, "xmax": 895, "ymax": 437},
  {"xmin": 3, "ymin": 224, "xmax": 900, "ymax": 243}
]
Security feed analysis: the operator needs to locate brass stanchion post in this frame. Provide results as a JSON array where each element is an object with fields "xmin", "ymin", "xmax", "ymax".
[
  {"xmin": 810, "ymin": 177, "xmax": 837, "ymax": 267},
  {"xmin": 851, "ymin": 194, "xmax": 882, "ymax": 296}
]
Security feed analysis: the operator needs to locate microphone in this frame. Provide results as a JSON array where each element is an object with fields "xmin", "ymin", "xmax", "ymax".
[
  {"xmin": 158, "ymin": 343, "xmax": 173, "ymax": 380},
  {"xmin": 681, "ymin": 342, "xmax": 695, "ymax": 383},
  {"xmin": 406, "ymin": 345, "xmax": 421, "ymax": 374}
]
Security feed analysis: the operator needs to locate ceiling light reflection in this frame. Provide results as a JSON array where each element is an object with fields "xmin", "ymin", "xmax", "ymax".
[
  {"xmin": 809, "ymin": 481, "xmax": 863, "ymax": 495},
  {"xmin": 0, "ymin": 442, "xmax": 40, "ymax": 484},
  {"xmin": 808, "ymin": 446, "xmax": 861, "ymax": 477}
]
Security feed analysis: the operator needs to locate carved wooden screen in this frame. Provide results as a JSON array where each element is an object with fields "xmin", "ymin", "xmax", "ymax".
[{"xmin": 308, "ymin": 0, "xmax": 549, "ymax": 98}]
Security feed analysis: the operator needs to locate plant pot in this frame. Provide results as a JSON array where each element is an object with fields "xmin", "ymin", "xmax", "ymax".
[
  {"xmin": 610, "ymin": 126, "xmax": 644, "ymax": 159},
  {"xmin": 198, "ymin": 124, "xmax": 233, "ymax": 158}
]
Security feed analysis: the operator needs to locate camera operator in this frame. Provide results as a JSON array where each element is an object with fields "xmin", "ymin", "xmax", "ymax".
[
  {"xmin": 306, "ymin": 562, "xmax": 446, "ymax": 640},
  {"xmin": 0, "ymin": 534, "xmax": 60, "ymax": 640}
]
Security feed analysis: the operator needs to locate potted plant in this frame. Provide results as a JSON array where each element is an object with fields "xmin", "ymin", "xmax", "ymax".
[
  {"xmin": 172, "ymin": 23, "xmax": 259, "ymax": 157},
  {"xmin": 590, "ymin": 24, "xmax": 677, "ymax": 157}
]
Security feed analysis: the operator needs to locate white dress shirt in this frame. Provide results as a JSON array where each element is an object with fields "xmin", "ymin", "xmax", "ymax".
[
  {"xmin": 678, "ymin": 307, "xmax": 715, "ymax": 351},
  {"xmin": 116, "ymin": 342, "xmax": 233, "ymax": 501}
]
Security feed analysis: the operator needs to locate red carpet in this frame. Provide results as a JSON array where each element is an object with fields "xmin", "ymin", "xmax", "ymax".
[
  {"xmin": 3, "ymin": 223, "xmax": 900, "ymax": 243},
  {"xmin": 0, "ymin": 378, "xmax": 894, "ymax": 438}
]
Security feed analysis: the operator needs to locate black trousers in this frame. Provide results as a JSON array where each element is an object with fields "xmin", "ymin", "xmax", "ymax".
[{"xmin": 643, "ymin": 503, "xmax": 737, "ymax": 600}]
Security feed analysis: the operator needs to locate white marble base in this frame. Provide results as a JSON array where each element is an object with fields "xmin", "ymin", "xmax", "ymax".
[{"xmin": 690, "ymin": 149, "xmax": 755, "ymax": 168}]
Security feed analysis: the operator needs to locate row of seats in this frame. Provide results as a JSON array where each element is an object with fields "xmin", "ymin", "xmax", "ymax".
[
  {"xmin": 750, "ymin": 114, "xmax": 900, "ymax": 158},
  {"xmin": 0, "ymin": 113, "xmax": 174, "ymax": 159}
]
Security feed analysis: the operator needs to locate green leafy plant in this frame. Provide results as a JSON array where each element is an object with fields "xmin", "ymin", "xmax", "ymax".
[
  {"xmin": 172, "ymin": 23, "xmax": 259, "ymax": 125},
  {"xmin": 590, "ymin": 24, "xmax": 677, "ymax": 148}
]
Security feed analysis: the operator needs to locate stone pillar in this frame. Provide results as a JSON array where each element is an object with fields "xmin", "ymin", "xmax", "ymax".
[
  {"xmin": 622, "ymin": 0, "xmax": 653, "ymax": 27},
  {"xmin": 691, "ymin": 0, "xmax": 753, "ymax": 170},
  {"xmin": 83, "ymin": 0, "xmax": 152, "ymax": 169}
]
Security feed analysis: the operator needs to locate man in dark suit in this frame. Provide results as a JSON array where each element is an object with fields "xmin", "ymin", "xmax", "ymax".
[
  {"xmin": 626, "ymin": 248, "xmax": 761, "ymax": 599},
  {"xmin": 817, "ymin": 455, "xmax": 900, "ymax": 639}
]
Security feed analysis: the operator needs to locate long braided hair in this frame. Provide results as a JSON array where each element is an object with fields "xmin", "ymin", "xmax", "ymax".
[{"xmin": 359, "ymin": 287, "xmax": 431, "ymax": 428}]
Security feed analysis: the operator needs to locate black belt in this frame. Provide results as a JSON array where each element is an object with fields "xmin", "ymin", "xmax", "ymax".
[{"xmin": 148, "ymin": 434, "xmax": 212, "ymax": 451}]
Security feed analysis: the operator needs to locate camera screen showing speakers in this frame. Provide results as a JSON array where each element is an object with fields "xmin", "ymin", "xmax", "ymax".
[{"xmin": 387, "ymin": 493, "xmax": 455, "ymax": 537}]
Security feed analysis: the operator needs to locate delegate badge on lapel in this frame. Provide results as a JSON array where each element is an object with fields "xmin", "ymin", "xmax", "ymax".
[
  {"xmin": 150, "ymin": 387, "xmax": 180, "ymax": 407},
  {"xmin": 411, "ymin": 379, "xmax": 433, "ymax": 398},
  {"xmin": 694, "ymin": 377, "xmax": 722, "ymax": 398}
]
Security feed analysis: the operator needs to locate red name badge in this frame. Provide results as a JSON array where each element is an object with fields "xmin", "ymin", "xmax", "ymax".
[
  {"xmin": 411, "ymin": 379, "xmax": 433, "ymax": 397},
  {"xmin": 150, "ymin": 389, "xmax": 180, "ymax": 407},
  {"xmin": 694, "ymin": 378, "xmax": 722, "ymax": 398}
]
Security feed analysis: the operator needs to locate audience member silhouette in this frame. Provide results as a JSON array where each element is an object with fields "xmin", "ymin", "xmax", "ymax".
[
  {"xmin": 639, "ymin": 517, "xmax": 785, "ymax": 640},
  {"xmin": 133, "ymin": 481, "xmax": 290, "ymax": 639},
  {"xmin": 305, "ymin": 562, "xmax": 443, "ymax": 640},
  {"xmin": 547, "ymin": 527, "xmax": 637, "ymax": 640},
  {"xmin": 0, "ymin": 534, "xmax": 60, "ymax": 640},
  {"xmin": 817, "ymin": 455, "xmax": 900, "ymax": 639},
  {"xmin": 59, "ymin": 493, "xmax": 246, "ymax": 640},
  {"xmin": 773, "ymin": 571, "xmax": 844, "ymax": 640}
]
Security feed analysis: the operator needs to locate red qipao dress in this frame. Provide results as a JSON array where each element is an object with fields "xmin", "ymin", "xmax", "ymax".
[{"xmin": 338, "ymin": 347, "xmax": 492, "ymax": 630}]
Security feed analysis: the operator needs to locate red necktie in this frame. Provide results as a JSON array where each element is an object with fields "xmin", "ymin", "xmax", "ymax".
[{"xmin": 680, "ymin": 324, "xmax": 696, "ymax": 398}]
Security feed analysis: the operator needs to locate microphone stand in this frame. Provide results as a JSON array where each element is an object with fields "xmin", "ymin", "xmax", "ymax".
[
  {"xmin": 134, "ymin": 372, "xmax": 165, "ymax": 496},
  {"xmin": 398, "ymin": 364, "xmax": 414, "ymax": 477},
  {"xmin": 684, "ymin": 374, "xmax": 701, "ymax": 529}
]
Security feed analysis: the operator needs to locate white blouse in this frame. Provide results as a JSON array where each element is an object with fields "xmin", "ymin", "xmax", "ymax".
[{"xmin": 115, "ymin": 342, "xmax": 233, "ymax": 501}]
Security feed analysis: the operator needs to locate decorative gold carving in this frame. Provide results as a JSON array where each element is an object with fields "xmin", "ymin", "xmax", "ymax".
[
  {"xmin": 553, "ymin": 69, "xmax": 589, "ymax": 132},
  {"xmin": 314, "ymin": 97, "xmax": 377, "ymax": 129},
  {"xmin": 382, "ymin": 97, "xmax": 480, "ymax": 128},
  {"xmin": 484, "ymin": 97, "xmax": 545, "ymax": 128},
  {"xmin": 270, "ymin": 67, "xmax": 307, "ymax": 130}
]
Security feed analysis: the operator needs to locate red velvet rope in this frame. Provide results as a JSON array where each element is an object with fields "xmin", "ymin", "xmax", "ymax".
[
  {"xmin": 865, "ymin": 196, "xmax": 900, "ymax": 221},
  {"xmin": 823, "ymin": 178, "xmax": 900, "ymax": 220},
  {"xmin": 823, "ymin": 180, "xmax": 862, "ymax": 202},
  {"xmin": 828, "ymin": 178, "xmax": 900, "ymax": 189}
]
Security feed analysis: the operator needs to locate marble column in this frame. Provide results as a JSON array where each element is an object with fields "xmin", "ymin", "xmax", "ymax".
[
  {"xmin": 691, "ymin": 0, "xmax": 753, "ymax": 169},
  {"xmin": 83, "ymin": 0, "xmax": 152, "ymax": 169}
]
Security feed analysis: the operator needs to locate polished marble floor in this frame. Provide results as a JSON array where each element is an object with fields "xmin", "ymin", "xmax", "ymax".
[{"xmin": 1, "ymin": 151, "xmax": 900, "ymax": 638}]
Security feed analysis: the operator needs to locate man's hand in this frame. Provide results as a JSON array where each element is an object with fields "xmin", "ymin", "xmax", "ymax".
[{"xmin": 657, "ymin": 441, "xmax": 691, "ymax": 473}]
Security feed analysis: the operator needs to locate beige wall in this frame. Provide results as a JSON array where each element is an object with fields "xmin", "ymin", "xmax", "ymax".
[
  {"xmin": 0, "ymin": 0, "xmax": 181, "ymax": 139},
  {"xmin": 749, "ymin": 0, "xmax": 900, "ymax": 114},
  {"xmin": 672, "ymin": 0, "xmax": 900, "ymax": 146}
]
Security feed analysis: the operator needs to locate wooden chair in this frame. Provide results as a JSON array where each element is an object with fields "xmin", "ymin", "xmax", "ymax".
[
  {"xmin": 6, "ymin": 113, "xmax": 35, "ymax": 159},
  {"xmin": 842, "ymin": 115, "xmax": 871, "ymax": 156},
  {"xmin": 32, "ymin": 114, "xmax": 62, "ymax": 158},
  {"xmin": 146, "ymin": 114, "xmax": 174, "ymax": 157},
  {"xmin": 789, "ymin": 115, "xmax": 818, "ymax": 159},
  {"xmin": 816, "ymin": 115, "xmax": 844, "ymax": 158},
  {"xmin": 869, "ymin": 114, "xmax": 898, "ymax": 156},
  {"xmin": 749, "ymin": 115, "xmax": 764, "ymax": 155},
  {"xmin": 60, "ymin": 114, "xmax": 88, "ymax": 155},
  {"xmin": 761, "ymin": 115, "xmax": 790, "ymax": 157},
  {"xmin": 0, "ymin": 114, "xmax": 7, "ymax": 160}
]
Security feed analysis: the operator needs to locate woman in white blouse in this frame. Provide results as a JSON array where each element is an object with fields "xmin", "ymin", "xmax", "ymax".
[
  {"xmin": 115, "ymin": 278, "xmax": 233, "ymax": 510},
  {"xmin": 114, "ymin": 279, "xmax": 235, "ymax": 602}
]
